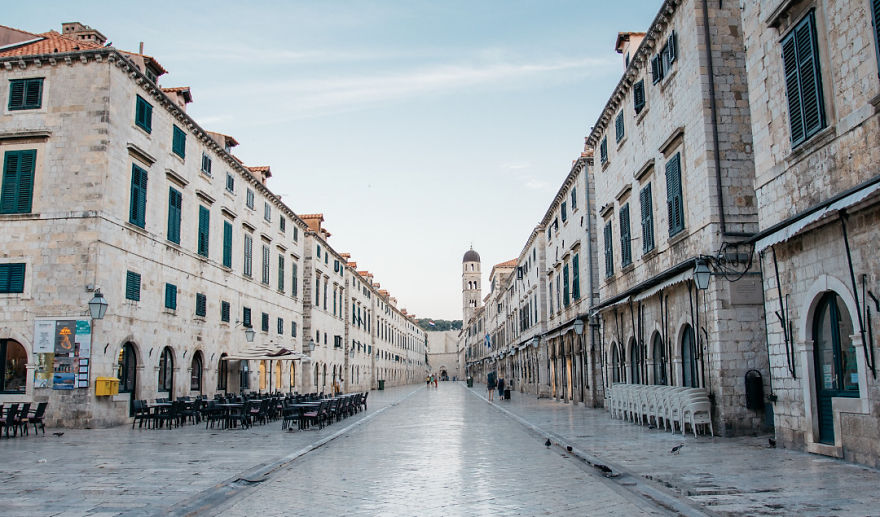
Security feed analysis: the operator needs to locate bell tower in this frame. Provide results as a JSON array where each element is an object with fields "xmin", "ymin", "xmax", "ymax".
[{"xmin": 462, "ymin": 247, "xmax": 482, "ymax": 323}]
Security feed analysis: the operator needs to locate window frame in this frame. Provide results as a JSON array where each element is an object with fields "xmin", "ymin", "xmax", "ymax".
[
  {"xmin": 782, "ymin": 10, "xmax": 826, "ymax": 148},
  {"xmin": 7, "ymin": 78, "xmax": 43, "ymax": 111},
  {"xmin": 0, "ymin": 263, "xmax": 25, "ymax": 294},
  {"xmin": 172, "ymin": 125, "xmax": 186, "ymax": 158},
  {"xmin": 134, "ymin": 95, "xmax": 152, "ymax": 133},
  {"xmin": 164, "ymin": 283, "xmax": 177, "ymax": 310},
  {"xmin": 129, "ymin": 163, "xmax": 148, "ymax": 228},
  {"xmin": 1, "ymin": 149, "xmax": 36, "ymax": 215}
]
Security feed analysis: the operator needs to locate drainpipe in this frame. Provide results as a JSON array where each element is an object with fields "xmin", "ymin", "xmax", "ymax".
[{"xmin": 840, "ymin": 210, "xmax": 875, "ymax": 379}]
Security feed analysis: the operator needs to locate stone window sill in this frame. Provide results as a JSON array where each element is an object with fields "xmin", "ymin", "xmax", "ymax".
[{"xmin": 785, "ymin": 124, "xmax": 836, "ymax": 165}]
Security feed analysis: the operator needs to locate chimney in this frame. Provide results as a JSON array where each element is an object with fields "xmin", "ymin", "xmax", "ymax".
[
  {"xmin": 61, "ymin": 22, "xmax": 107, "ymax": 45},
  {"xmin": 139, "ymin": 41, "xmax": 144, "ymax": 54},
  {"xmin": 615, "ymin": 32, "xmax": 646, "ymax": 69}
]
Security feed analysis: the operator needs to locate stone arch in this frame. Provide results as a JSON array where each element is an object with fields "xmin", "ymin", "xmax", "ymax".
[{"xmin": 799, "ymin": 274, "xmax": 859, "ymax": 342}]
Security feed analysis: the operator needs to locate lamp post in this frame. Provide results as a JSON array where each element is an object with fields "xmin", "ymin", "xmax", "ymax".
[{"xmin": 694, "ymin": 259, "xmax": 711, "ymax": 290}]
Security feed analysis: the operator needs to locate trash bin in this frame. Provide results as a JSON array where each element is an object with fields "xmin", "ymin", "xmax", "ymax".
[
  {"xmin": 467, "ymin": 377, "xmax": 474, "ymax": 388},
  {"xmin": 504, "ymin": 388, "xmax": 511, "ymax": 400},
  {"xmin": 378, "ymin": 379, "xmax": 385, "ymax": 390}
]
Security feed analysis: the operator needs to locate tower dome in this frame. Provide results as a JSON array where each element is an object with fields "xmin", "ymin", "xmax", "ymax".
[{"xmin": 462, "ymin": 248, "xmax": 480, "ymax": 263}]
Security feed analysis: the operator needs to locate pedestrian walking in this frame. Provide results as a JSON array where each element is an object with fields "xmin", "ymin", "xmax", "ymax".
[
  {"xmin": 433, "ymin": 374, "xmax": 438, "ymax": 388},
  {"xmin": 497, "ymin": 377, "xmax": 505, "ymax": 399},
  {"xmin": 426, "ymin": 375, "xmax": 431, "ymax": 388},
  {"xmin": 487, "ymin": 371, "xmax": 497, "ymax": 401}
]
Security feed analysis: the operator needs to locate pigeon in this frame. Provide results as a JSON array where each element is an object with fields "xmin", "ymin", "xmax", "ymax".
[
  {"xmin": 544, "ymin": 438, "xmax": 552, "ymax": 447},
  {"xmin": 566, "ymin": 446, "xmax": 573, "ymax": 452},
  {"xmin": 670, "ymin": 443, "xmax": 685, "ymax": 454},
  {"xmin": 594, "ymin": 464, "xmax": 613, "ymax": 474},
  {"xmin": 52, "ymin": 432, "xmax": 64, "ymax": 437},
  {"xmin": 768, "ymin": 438, "xmax": 777, "ymax": 448}
]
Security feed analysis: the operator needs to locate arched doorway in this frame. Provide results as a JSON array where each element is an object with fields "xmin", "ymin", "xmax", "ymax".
[
  {"xmin": 258, "ymin": 360, "xmax": 267, "ymax": 391},
  {"xmin": 0, "ymin": 339, "xmax": 26, "ymax": 394},
  {"xmin": 274, "ymin": 361, "xmax": 282, "ymax": 391},
  {"xmin": 610, "ymin": 343, "xmax": 621, "ymax": 383},
  {"xmin": 190, "ymin": 351, "xmax": 203, "ymax": 394},
  {"xmin": 629, "ymin": 338, "xmax": 641, "ymax": 384},
  {"xmin": 158, "ymin": 346, "xmax": 174, "ymax": 398},
  {"xmin": 117, "ymin": 342, "xmax": 137, "ymax": 416},
  {"xmin": 289, "ymin": 362, "xmax": 296, "ymax": 392},
  {"xmin": 652, "ymin": 333, "xmax": 667, "ymax": 385},
  {"xmin": 812, "ymin": 292, "xmax": 857, "ymax": 444},
  {"xmin": 217, "ymin": 353, "xmax": 228, "ymax": 392},
  {"xmin": 681, "ymin": 325, "xmax": 698, "ymax": 388}
]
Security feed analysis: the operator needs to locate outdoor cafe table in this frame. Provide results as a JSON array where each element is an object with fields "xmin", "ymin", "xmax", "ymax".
[
  {"xmin": 217, "ymin": 403, "xmax": 243, "ymax": 429},
  {"xmin": 287, "ymin": 402, "xmax": 322, "ymax": 430}
]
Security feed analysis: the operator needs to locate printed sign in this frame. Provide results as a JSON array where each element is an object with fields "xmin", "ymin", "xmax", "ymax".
[
  {"xmin": 54, "ymin": 320, "xmax": 76, "ymax": 354},
  {"xmin": 34, "ymin": 320, "xmax": 55, "ymax": 353}
]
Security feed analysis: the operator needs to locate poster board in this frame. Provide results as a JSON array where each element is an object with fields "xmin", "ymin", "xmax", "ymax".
[{"xmin": 33, "ymin": 318, "xmax": 92, "ymax": 389}]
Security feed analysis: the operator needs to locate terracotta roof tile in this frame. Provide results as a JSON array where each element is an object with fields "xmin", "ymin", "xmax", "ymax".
[
  {"xmin": 495, "ymin": 259, "xmax": 517, "ymax": 268},
  {"xmin": 0, "ymin": 30, "xmax": 103, "ymax": 57}
]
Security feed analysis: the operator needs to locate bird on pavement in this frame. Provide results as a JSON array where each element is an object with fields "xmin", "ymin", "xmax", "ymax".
[
  {"xmin": 544, "ymin": 438, "xmax": 552, "ymax": 447},
  {"xmin": 670, "ymin": 443, "xmax": 685, "ymax": 454},
  {"xmin": 566, "ymin": 446, "xmax": 573, "ymax": 452},
  {"xmin": 52, "ymin": 432, "xmax": 64, "ymax": 437},
  {"xmin": 768, "ymin": 438, "xmax": 777, "ymax": 448}
]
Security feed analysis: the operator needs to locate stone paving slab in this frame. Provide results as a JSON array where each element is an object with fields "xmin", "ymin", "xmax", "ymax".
[{"xmin": 476, "ymin": 383, "xmax": 880, "ymax": 516}]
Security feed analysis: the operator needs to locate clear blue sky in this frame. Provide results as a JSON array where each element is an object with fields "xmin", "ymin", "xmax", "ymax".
[{"xmin": 7, "ymin": 1, "xmax": 659, "ymax": 320}]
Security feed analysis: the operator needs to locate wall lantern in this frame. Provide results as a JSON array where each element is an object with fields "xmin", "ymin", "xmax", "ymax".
[
  {"xmin": 573, "ymin": 319, "xmax": 584, "ymax": 336},
  {"xmin": 532, "ymin": 336, "xmax": 540, "ymax": 348},
  {"xmin": 694, "ymin": 259, "xmax": 711, "ymax": 290},
  {"xmin": 88, "ymin": 288, "xmax": 108, "ymax": 320},
  {"xmin": 307, "ymin": 339, "xmax": 316, "ymax": 352},
  {"xmin": 244, "ymin": 328, "xmax": 256, "ymax": 343}
]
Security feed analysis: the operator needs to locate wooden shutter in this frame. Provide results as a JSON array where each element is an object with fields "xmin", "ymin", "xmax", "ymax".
[
  {"xmin": 572, "ymin": 254, "xmax": 580, "ymax": 300},
  {"xmin": 221, "ymin": 301, "xmax": 230, "ymax": 322},
  {"xmin": 783, "ymin": 12, "xmax": 825, "ymax": 146},
  {"xmin": 222, "ymin": 221, "xmax": 232, "ymax": 268},
  {"xmin": 0, "ymin": 263, "xmax": 25, "ymax": 293},
  {"xmin": 125, "ymin": 271, "xmax": 140, "ymax": 301},
  {"xmin": 129, "ymin": 165, "xmax": 147, "ymax": 227},
  {"xmin": 563, "ymin": 263, "xmax": 570, "ymax": 307},
  {"xmin": 2, "ymin": 150, "xmax": 35, "ymax": 214},
  {"xmin": 8, "ymin": 80, "xmax": 25, "ymax": 109},
  {"xmin": 196, "ymin": 293, "xmax": 206, "ymax": 316},
  {"xmin": 167, "ymin": 187, "xmax": 181, "ymax": 244},
  {"xmin": 604, "ymin": 222, "xmax": 614, "ymax": 277},
  {"xmin": 291, "ymin": 262, "xmax": 298, "ymax": 297},
  {"xmin": 198, "ymin": 206, "xmax": 210, "ymax": 257},
  {"xmin": 243, "ymin": 307, "xmax": 251, "ymax": 327},
  {"xmin": 172, "ymin": 126, "xmax": 185, "ymax": 158},
  {"xmin": 620, "ymin": 204, "xmax": 631, "ymax": 266},
  {"xmin": 633, "ymin": 80, "xmax": 645, "ymax": 114},
  {"xmin": 665, "ymin": 154, "xmax": 684, "ymax": 235},
  {"xmin": 165, "ymin": 283, "xmax": 176, "ymax": 309},
  {"xmin": 600, "ymin": 137, "xmax": 608, "ymax": 164},
  {"xmin": 615, "ymin": 112, "xmax": 624, "ymax": 142},
  {"xmin": 640, "ymin": 184, "xmax": 654, "ymax": 253},
  {"xmin": 667, "ymin": 31, "xmax": 677, "ymax": 64},
  {"xmin": 651, "ymin": 55, "xmax": 662, "ymax": 84}
]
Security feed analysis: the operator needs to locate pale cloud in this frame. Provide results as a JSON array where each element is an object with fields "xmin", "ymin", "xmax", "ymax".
[
  {"xmin": 503, "ymin": 162, "xmax": 532, "ymax": 170},
  {"xmin": 524, "ymin": 178, "xmax": 549, "ymax": 190}
]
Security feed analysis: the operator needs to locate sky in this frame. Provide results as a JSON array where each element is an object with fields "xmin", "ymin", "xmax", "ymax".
[{"xmin": 6, "ymin": 1, "xmax": 660, "ymax": 320}]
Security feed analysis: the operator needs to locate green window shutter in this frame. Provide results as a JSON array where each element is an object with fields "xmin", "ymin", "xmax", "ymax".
[
  {"xmin": 167, "ymin": 187, "xmax": 181, "ymax": 244},
  {"xmin": 129, "ymin": 164, "xmax": 147, "ymax": 228},
  {"xmin": 291, "ymin": 321, "xmax": 297, "ymax": 337},
  {"xmin": 261, "ymin": 312, "xmax": 269, "ymax": 332},
  {"xmin": 561, "ymin": 201, "xmax": 567, "ymax": 222},
  {"xmin": 196, "ymin": 293, "xmax": 206, "ymax": 317},
  {"xmin": 651, "ymin": 54, "xmax": 663, "ymax": 84},
  {"xmin": 572, "ymin": 254, "xmax": 580, "ymax": 300},
  {"xmin": 291, "ymin": 262, "xmax": 298, "ymax": 297},
  {"xmin": 0, "ymin": 263, "xmax": 26, "ymax": 293},
  {"xmin": 243, "ymin": 307, "xmax": 251, "ymax": 327},
  {"xmin": 633, "ymin": 80, "xmax": 645, "ymax": 114},
  {"xmin": 8, "ymin": 80, "xmax": 25, "ymax": 109},
  {"xmin": 197, "ymin": 206, "xmax": 210, "ymax": 257},
  {"xmin": 164, "ymin": 283, "xmax": 177, "ymax": 310},
  {"xmin": 135, "ymin": 95, "xmax": 152, "ymax": 133},
  {"xmin": 666, "ymin": 30, "xmax": 677, "ymax": 64},
  {"xmin": 243, "ymin": 234, "xmax": 253, "ymax": 277},
  {"xmin": 620, "ymin": 204, "xmax": 632, "ymax": 267},
  {"xmin": 8, "ymin": 78, "xmax": 43, "ymax": 110},
  {"xmin": 604, "ymin": 222, "xmax": 614, "ymax": 277},
  {"xmin": 262, "ymin": 245, "xmax": 270, "ymax": 285},
  {"xmin": 666, "ymin": 153, "xmax": 684, "ymax": 236},
  {"xmin": 562, "ymin": 263, "xmax": 570, "ymax": 307},
  {"xmin": 172, "ymin": 126, "xmax": 186, "ymax": 158},
  {"xmin": 221, "ymin": 301, "xmax": 230, "ymax": 322},
  {"xmin": 571, "ymin": 187, "xmax": 577, "ymax": 210},
  {"xmin": 783, "ymin": 12, "xmax": 825, "ymax": 146},
  {"xmin": 640, "ymin": 184, "xmax": 655, "ymax": 253},
  {"xmin": 222, "ymin": 221, "xmax": 232, "ymax": 268},
  {"xmin": 1, "ymin": 150, "xmax": 36, "ymax": 214},
  {"xmin": 278, "ymin": 255, "xmax": 285, "ymax": 292},
  {"xmin": 125, "ymin": 271, "xmax": 141, "ymax": 301},
  {"xmin": 615, "ymin": 112, "xmax": 625, "ymax": 142},
  {"xmin": 600, "ymin": 137, "xmax": 608, "ymax": 164},
  {"xmin": 277, "ymin": 317, "xmax": 284, "ymax": 335}
]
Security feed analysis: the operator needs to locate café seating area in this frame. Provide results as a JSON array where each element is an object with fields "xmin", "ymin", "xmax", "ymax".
[
  {"xmin": 605, "ymin": 384, "xmax": 714, "ymax": 437},
  {"xmin": 0, "ymin": 402, "xmax": 48, "ymax": 438}
]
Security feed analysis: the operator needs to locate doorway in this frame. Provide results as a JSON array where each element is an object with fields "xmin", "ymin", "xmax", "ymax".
[{"xmin": 812, "ymin": 292, "xmax": 858, "ymax": 444}]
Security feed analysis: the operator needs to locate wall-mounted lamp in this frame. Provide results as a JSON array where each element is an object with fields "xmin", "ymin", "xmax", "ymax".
[
  {"xmin": 573, "ymin": 319, "xmax": 584, "ymax": 336},
  {"xmin": 88, "ymin": 288, "xmax": 108, "ymax": 320},
  {"xmin": 694, "ymin": 259, "xmax": 711, "ymax": 290},
  {"xmin": 244, "ymin": 328, "xmax": 256, "ymax": 343},
  {"xmin": 531, "ymin": 336, "xmax": 540, "ymax": 348}
]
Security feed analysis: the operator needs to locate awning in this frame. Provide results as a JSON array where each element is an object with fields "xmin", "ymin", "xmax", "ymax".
[
  {"xmin": 222, "ymin": 344, "xmax": 306, "ymax": 361},
  {"xmin": 755, "ymin": 180, "xmax": 880, "ymax": 251},
  {"xmin": 633, "ymin": 270, "xmax": 690, "ymax": 301}
]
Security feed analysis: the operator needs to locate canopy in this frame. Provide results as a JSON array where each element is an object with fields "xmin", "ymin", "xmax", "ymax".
[{"xmin": 221, "ymin": 344, "xmax": 306, "ymax": 361}]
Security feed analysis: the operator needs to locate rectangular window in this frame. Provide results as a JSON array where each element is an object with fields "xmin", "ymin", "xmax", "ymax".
[
  {"xmin": 782, "ymin": 11, "xmax": 826, "ymax": 147},
  {"xmin": 195, "ymin": 293, "xmax": 206, "ymax": 317},
  {"xmin": 243, "ymin": 234, "xmax": 253, "ymax": 277},
  {"xmin": 317, "ymin": 244, "xmax": 322, "ymax": 258},
  {"xmin": 164, "ymin": 283, "xmax": 177, "ymax": 310},
  {"xmin": 242, "ymin": 307, "xmax": 252, "ymax": 328},
  {"xmin": 562, "ymin": 263, "xmax": 570, "ymax": 308},
  {"xmin": 167, "ymin": 187, "xmax": 182, "ymax": 244},
  {"xmin": 264, "ymin": 202, "xmax": 271, "ymax": 222},
  {"xmin": 651, "ymin": 55, "xmax": 663, "ymax": 84},
  {"xmin": 246, "ymin": 188, "xmax": 254, "ymax": 209},
  {"xmin": 640, "ymin": 183, "xmax": 655, "ymax": 253},
  {"xmin": 600, "ymin": 137, "xmax": 608, "ymax": 164},
  {"xmin": 291, "ymin": 262, "xmax": 298, "ymax": 297},
  {"xmin": 615, "ymin": 111, "xmax": 625, "ymax": 142},
  {"xmin": 0, "ymin": 263, "xmax": 25, "ymax": 293},
  {"xmin": 261, "ymin": 245, "xmax": 270, "ymax": 285},
  {"xmin": 293, "ymin": 226, "xmax": 299, "ymax": 242},
  {"xmin": 571, "ymin": 187, "xmax": 577, "ymax": 211},
  {"xmin": 278, "ymin": 255, "xmax": 285, "ymax": 292},
  {"xmin": 604, "ymin": 222, "xmax": 614, "ymax": 278},
  {"xmin": 333, "ymin": 288, "xmax": 337, "ymax": 316},
  {"xmin": 620, "ymin": 204, "xmax": 632, "ymax": 267},
  {"xmin": 226, "ymin": 172, "xmax": 234, "ymax": 193},
  {"xmin": 261, "ymin": 312, "xmax": 269, "ymax": 332},
  {"xmin": 125, "ymin": 271, "xmax": 141, "ymax": 301},
  {"xmin": 291, "ymin": 321, "xmax": 297, "ymax": 337},
  {"xmin": 200, "ymin": 153, "xmax": 212, "ymax": 176},
  {"xmin": 277, "ymin": 317, "xmax": 284, "ymax": 335},
  {"xmin": 222, "ymin": 221, "xmax": 232, "ymax": 268},
  {"xmin": 561, "ymin": 201, "xmax": 567, "ymax": 222},
  {"xmin": 135, "ymin": 95, "xmax": 152, "ymax": 133},
  {"xmin": 129, "ymin": 164, "xmax": 147, "ymax": 228},
  {"xmin": 633, "ymin": 79, "xmax": 646, "ymax": 114},
  {"xmin": 197, "ymin": 206, "xmax": 210, "ymax": 257},
  {"xmin": 221, "ymin": 300, "xmax": 230, "ymax": 323},
  {"xmin": 1, "ymin": 149, "xmax": 36, "ymax": 214},
  {"xmin": 572, "ymin": 254, "xmax": 581, "ymax": 300},
  {"xmin": 280, "ymin": 216, "xmax": 286, "ymax": 233},
  {"xmin": 665, "ymin": 153, "xmax": 684, "ymax": 236},
  {"xmin": 172, "ymin": 125, "xmax": 186, "ymax": 158},
  {"xmin": 8, "ymin": 78, "xmax": 43, "ymax": 110}
]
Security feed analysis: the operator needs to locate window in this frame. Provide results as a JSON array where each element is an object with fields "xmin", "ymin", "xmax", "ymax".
[
  {"xmin": 782, "ymin": 11, "xmax": 826, "ymax": 147},
  {"xmin": 264, "ymin": 201, "xmax": 271, "ymax": 222},
  {"xmin": 640, "ymin": 184, "xmax": 655, "ymax": 253},
  {"xmin": 197, "ymin": 206, "xmax": 210, "ymax": 257},
  {"xmin": 0, "ymin": 263, "xmax": 25, "ymax": 293},
  {"xmin": 1, "ymin": 150, "xmax": 36, "ymax": 215},
  {"xmin": 242, "ymin": 306, "xmax": 252, "ymax": 328},
  {"xmin": 599, "ymin": 137, "xmax": 608, "ymax": 165},
  {"xmin": 630, "ymin": 340, "xmax": 641, "ymax": 384},
  {"xmin": 665, "ymin": 153, "xmax": 684, "ymax": 236},
  {"xmin": 167, "ymin": 187, "xmax": 182, "ymax": 244},
  {"xmin": 682, "ymin": 325, "xmax": 698, "ymax": 388},
  {"xmin": 261, "ymin": 312, "xmax": 269, "ymax": 332},
  {"xmin": 190, "ymin": 352, "xmax": 203, "ymax": 392},
  {"xmin": 277, "ymin": 317, "xmax": 284, "ymax": 335},
  {"xmin": 243, "ymin": 234, "xmax": 253, "ymax": 277},
  {"xmin": 280, "ymin": 216, "xmax": 286, "ymax": 233},
  {"xmin": 0, "ymin": 339, "xmax": 27, "ymax": 393},
  {"xmin": 200, "ymin": 153, "xmax": 212, "ymax": 176},
  {"xmin": 226, "ymin": 172, "xmax": 234, "ymax": 193},
  {"xmin": 561, "ymin": 201, "xmax": 567, "ymax": 222},
  {"xmin": 653, "ymin": 334, "xmax": 667, "ymax": 385},
  {"xmin": 222, "ymin": 221, "xmax": 232, "ymax": 268},
  {"xmin": 604, "ymin": 222, "xmax": 614, "ymax": 278},
  {"xmin": 172, "ymin": 125, "xmax": 186, "ymax": 158},
  {"xmin": 620, "ymin": 203, "xmax": 632, "ymax": 267},
  {"xmin": 571, "ymin": 188, "xmax": 577, "ymax": 211},
  {"xmin": 135, "ymin": 95, "xmax": 152, "ymax": 133},
  {"xmin": 164, "ymin": 283, "xmax": 177, "ymax": 310},
  {"xmin": 813, "ymin": 292, "xmax": 858, "ymax": 394},
  {"xmin": 291, "ymin": 321, "xmax": 297, "ymax": 337},
  {"xmin": 220, "ymin": 300, "xmax": 230, "ymax": 322},
  {"xmin": 317, "ymin": 244, "xmax": 322, "ymax": 258},
  {"xmin": 572, "ymin": 254, "xmax": 580, "ymax": 301},
  {"xmin": 217, "ymin": 353, "xmax": 228, "ymax": 391},
  {"xmin": 261, "ymin": 244, "xmax": 270, "ymax": 285},
  {"xmin": 615, "ymin": 111, "xmax": 625, "ymax": 142},
  {"xmin": 246, "ymin": 188, "xmax": 254, "ymax": 209},
  {"xmin": 651, "ymin": 31, "xmax": 677, "ymax": 84},
  {"xmin": 125, "ymin": 271, "xmax": 141, "ymax": 301},
  {"xmin": 117, "ymin": 342, "xmax": 136, "ymax": 393},
  {"xmin": 278, "ymin": 255, "xmax": 285, "ymax": 292},
  {"xmin": 158, "ymin": 347, "xmax": 173, "ymax": 392},
  {"xmin": 195, "ymin": 293, "xmax": 206, "ymax": 317},
  {"xmin": 8, "ymin": 78, "xmax": 43, "ymax": 110},
  {"xmin": 129, "ymin": 164, "xmax": 147, "ymax": 228},
  {"xmin": 633, "ymin": 79, "xmax": 646, "ymax": 114},
  {"xmin": 293, "ymin": 226, "xmax": 299, "ymax": 242},
  {"xmin": 562, "ymin": 263, "xmax": 570, "ymax": 308},
  {"xmin": 291, "ymin": 261, "xmax": 298, "ymax": 297}
]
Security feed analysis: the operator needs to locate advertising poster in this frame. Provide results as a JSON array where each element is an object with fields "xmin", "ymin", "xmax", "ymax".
[
  {"xmin": 34, "ymin": 353, "xmax": 54, "ymax": 388},
  {"xmin": 75, "ymin": 320, "xmax": 91, "ymax": 358},
  {"xmin": 34, "ymin": 320, "xmax": 55, "ymax": 353},
  {"xmin": 54, "ymin": 320, "xmax": 76, "ymax": 355},
  {"xmin": 53, "ymin": 356, "xmax": 76, "ymax": 390}
]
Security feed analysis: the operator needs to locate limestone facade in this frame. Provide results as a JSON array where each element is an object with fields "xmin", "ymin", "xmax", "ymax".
[{"xmin": 426, "ymin": 330, "xmax": 461, "ymax": 380}]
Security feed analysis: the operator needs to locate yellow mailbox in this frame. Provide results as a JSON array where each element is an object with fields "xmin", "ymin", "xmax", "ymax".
[{"xmin": 95, "ymin": 377, "xmax": 119, "ymax": 396}]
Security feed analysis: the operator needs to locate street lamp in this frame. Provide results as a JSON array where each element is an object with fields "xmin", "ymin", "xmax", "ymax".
[
  {"xmin": 573, "ymin": 319, "xmax": 584, "ymax": 336},
  {"xmin": 88, "ymin": 288, "xmax": 108, "ymax": 320},
  {"xmin": 244, "ymin": 327, "xmax": 256, "ymax": 343},
  {"xmin": 307, "ymin": 339, "xmax": 316, "ymax": 353},
  {"xmin": 694, "ymin": 259, "xmax": 711, "ymax": 290},
  {"xmin": 531, "ymin": 336, "xmax": 540, "ymax": 348}
]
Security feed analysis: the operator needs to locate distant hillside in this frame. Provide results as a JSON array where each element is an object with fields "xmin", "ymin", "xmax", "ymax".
[{"xmin": 417, "ymin": 319, "xmax": 462, "ymax": 332}]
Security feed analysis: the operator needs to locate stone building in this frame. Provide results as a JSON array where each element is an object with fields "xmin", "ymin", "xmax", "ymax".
[
  {"xmin": 0, "ymin": 23, "xmax": 425, "ymax": 427},
  {"xmin": 426, "ymin": 330, "xmax": 461, "ymax": 380},
  {"xmin": 741, "ymin": 0, "xmax": 880, "ymax": 465}
]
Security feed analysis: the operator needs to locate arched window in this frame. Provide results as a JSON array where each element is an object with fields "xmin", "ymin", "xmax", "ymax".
[
  {"xmin": 117, "ymin": 342, "xmax": 137, "ymax": 393},
  {"xmin": 322, "ymin": 364, "xmax": 327, "ymax": 387},
  {"xmin": 289, "ymin": 362, "xmax": 296, "ymax": 390},
  {"xmin": 158, "ymin": 347, "xmax": 174, "ymax": 394},
  {"xmin": 217, "ymin": 353, "xmax": 228, "ymax": 391},
  {"xmin": 258, "ymin": 360, "xmax": 267, "ymax": 391},
  {"xmin": 274, "ymin": 361, "xmax": 282, "ymax": 390},
  {"xmin": 681, "ymin": 325, "xmax": 698, "ymax": 388},
  {"xmin": 610, "ymin": 343, "xmax": 621, "ymax": 383},
  {"xmin": 190, "ymin": 351, "xmax": 203, "ymax": 392},
  {"xmin": 652, "ymin": 334, "xmax": 667, "ymax": 385},
  {"xmin": 0, "ymin": 339, "xmax": 27, "ymax": 393},
  {"xmin": 629, "ymin": 339, "xmax": 641, "ymax": 384},
  {"xmin": 314, "ymin": 363, "xmax": 319, "ymax": 387}
]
